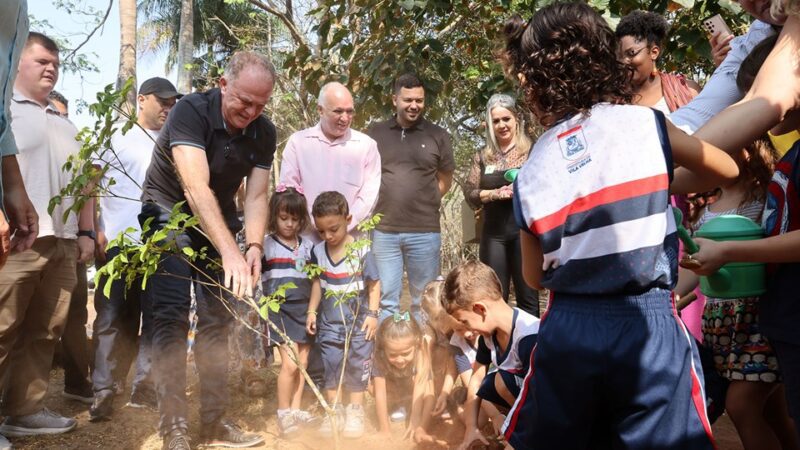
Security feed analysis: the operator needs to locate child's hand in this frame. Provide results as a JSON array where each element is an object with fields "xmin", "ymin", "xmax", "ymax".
[
  {"xmin": 459, "ymin": 427, "xmax": 489, "ymax": 450},
  {"xmin": 413, "ymin": 427, "xmax": 448, "ymax": 447},
  {"xmin": 305, "ymin": 313, "xmax": 317, "ymax": 335},
  {"xmin": 681, "ymin": 238, "xmax": 728, "ymax": 276},
  {"xmin": 362, "ymin": 316, "xmax": 378, "ymax": 340},
  {"xmin": 490, "ymin": 413, "xmax": 506, "ymax": 436},
  {"xmin": 432, "ymin": 391, "xmax": 448, "ymax": 416}
]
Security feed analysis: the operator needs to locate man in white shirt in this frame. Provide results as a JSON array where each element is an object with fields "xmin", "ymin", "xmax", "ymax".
[
  {"xmin": 88, "ymin": 77, "xmax": 180, "ymax": 422},
  {"xmin": 0, "ymin": 32, "xmax": 94, "ymax": 438}
]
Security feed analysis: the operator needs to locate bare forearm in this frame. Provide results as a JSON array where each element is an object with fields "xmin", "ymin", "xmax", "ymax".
[
  {"xmin": 437, "ymin": 171, "xmax": 453, "ymax": 196},
  {"xmin": 308, "ymin": 281, "xmax": 322, "ymax": 313},
  {"xmin": 78, "ymin": 199, "xmax": 94, "ymax": 231},
  {"xmin": 368, "ymin": 280, "xmax": 380, "ymax": 311},
  {"xmin": 2, "ymin": 156, "xmax": 25, "ymax": 197},
  {"xmin": 465, "ymin": 367, "xmax": 485, "ymax": 429},
  {"xmin": 724, "ymin": 231, "xmax": 800, "ymax": 264},
  {"xmin": 418, "ymin": 381, "xmax": 435, "ymax": 430},
  {"xmin": 184, "ymin": 184, "xmax": 238, "ymax": 257},
  {"xmin": 244, "ymin": 191, "xmax": 268, "ymax": 246},
  {"xmin": 375, "ymin": 378, "xmax": 391, "ymax": 432}
]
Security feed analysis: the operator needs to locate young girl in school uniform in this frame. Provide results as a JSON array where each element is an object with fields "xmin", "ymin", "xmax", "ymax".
[
  {"xmin": 261, "ymin": 185, "xmax": 315, "ymax": 436},
  {"xmin": 372, "ymin": 313, "xmax": 444, "ymax": 446}
]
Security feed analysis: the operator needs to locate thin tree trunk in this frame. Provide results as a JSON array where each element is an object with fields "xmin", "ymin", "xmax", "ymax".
[
  {"xmin": 117, "ymin": 0, "xmax": 137, "ymax": 114},
  {"xmin": 176, "ymin": 0, "xmax": 194, "ymax": 94}
]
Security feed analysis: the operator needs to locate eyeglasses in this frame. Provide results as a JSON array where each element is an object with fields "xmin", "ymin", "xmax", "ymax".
[
  {"xmin": 325, "ymin": 107, "xmax": 355, "ymax": 117},
  {"xmin": 621, "ymin": 46, "xmax": 649, "ymax": 61}
]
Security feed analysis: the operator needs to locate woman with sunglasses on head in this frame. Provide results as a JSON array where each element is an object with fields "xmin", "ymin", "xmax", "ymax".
[{"xmin": 462, "ymin": 93, "xmax": 539, "ymax": 317}]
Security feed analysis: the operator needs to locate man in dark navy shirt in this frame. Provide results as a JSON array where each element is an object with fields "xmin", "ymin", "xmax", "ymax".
[{"xmin": 139, "ymin": 51, "xmax": 276, "ymax": 450}]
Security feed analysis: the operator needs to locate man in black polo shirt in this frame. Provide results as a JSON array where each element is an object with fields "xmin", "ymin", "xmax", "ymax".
[
  {"xmin": 140, "ymin": 51, "xmax": 275, "ymax": 450},
  {"xmin": 367, "ymin": 73, "xmax": 454, "ymax": 324}
]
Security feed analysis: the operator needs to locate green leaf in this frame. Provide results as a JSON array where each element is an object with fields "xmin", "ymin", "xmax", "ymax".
[{"xmin": 182, "ymin": 247, "xmax": 196, "ymax": 258}]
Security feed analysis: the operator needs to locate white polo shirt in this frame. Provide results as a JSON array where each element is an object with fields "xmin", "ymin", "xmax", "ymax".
[{"xmin": 10, "ymin": 91, "xmax": 81, "ymax": 238}]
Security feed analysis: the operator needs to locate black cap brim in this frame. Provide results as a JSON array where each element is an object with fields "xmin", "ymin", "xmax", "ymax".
[{"xmin": 151, "ymin": 90, "xmax": 183, "ymax": 99}]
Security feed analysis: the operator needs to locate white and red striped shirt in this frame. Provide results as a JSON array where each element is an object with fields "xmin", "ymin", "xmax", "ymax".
[{"xmin": 513, "ymin": 104, "xmax": 678, "ymax": 295}]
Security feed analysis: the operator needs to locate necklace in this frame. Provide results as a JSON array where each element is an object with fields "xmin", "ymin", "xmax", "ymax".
[{"xmin": 277, "ymin": 235, "xmax": 300, "ymax": 253}]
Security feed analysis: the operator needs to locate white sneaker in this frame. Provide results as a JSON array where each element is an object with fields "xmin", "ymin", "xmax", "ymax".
[
  {"xmin": 293, "ymin": 409, "xmax": 318, "ymax": 427},
  {"xmin": 342, "ymin": 404, "xmax": 365, "ymax": 439},
  {"xmin": 0, "ymin": 433, "xmax": 11, "ymax": 450},
  {"xmin": 317, "ymin": 404, "xmax": 344, "ymax": 437},
  {"xmin": 278, "ymin": 412, "xmax": 299, "ymax": 436},
  {"xmin": 389, "ymin": 406, "xmax": 407, "ymax": 423},
  {"xmin": 0, "ymin": 408, "xmax": 77, "ymax": 437}
]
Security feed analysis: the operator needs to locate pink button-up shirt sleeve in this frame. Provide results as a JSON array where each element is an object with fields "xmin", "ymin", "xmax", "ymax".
[
  {"xmin": 349, "ymin": 139, "xmax": 381, "ymax": 228},
  {"xmin": 278, "ymin": 134, "xmax": 302, "ymax": 189}
]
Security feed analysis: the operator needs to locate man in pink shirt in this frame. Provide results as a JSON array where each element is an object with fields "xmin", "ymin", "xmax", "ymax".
[{"xmin": 279, "ymin": 82, "xmax": 381, "ymax": 232}]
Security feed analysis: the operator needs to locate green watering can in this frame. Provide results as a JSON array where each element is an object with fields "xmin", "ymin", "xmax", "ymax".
[
  {"xmin": 673, "ymin": 208, "xmax": 766, "ymax": 299},
  {"xmin": 504, "ymin": 168, "xmax": 520, "ymax": 182}
]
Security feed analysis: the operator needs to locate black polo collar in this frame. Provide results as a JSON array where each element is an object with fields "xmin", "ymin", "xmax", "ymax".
[
  {"xmin": 389, "ymin": 114, "xmax": 427, "ymax": 131},
  {"xmin": 208, "ymin": 88, "xmax": 259, "ymax": 139}
]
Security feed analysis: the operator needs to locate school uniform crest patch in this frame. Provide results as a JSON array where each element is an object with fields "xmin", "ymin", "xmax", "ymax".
[{"xmin": 557, "ymin": 126, "xmax": 588, "ymax": 161}]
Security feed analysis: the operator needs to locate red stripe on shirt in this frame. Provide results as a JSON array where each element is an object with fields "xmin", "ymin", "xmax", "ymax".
[
  {"xmin": 557, "ymin": 125, "xmax": 583, "ymax": 139},
  {"xmin": 530, "ymin": 173, "xmax": 669, "ymax": 234}
]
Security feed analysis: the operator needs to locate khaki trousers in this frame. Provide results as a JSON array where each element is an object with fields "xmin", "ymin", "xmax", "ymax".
[{"xmin": 0, "ymin": 236, "xmax": 77, "ymax": 416}]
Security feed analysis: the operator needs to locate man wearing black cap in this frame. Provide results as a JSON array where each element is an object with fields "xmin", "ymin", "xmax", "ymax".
[{"xmin": 87, "ymin": 76, "xmax": 180, "ymax": 421}]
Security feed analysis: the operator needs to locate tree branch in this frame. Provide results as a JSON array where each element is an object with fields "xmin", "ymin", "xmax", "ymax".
[
  {"xmin": 248, "ymin": 0, "xmax": 309, "ymax": 50},
  {"xmin": 64, "ymin": 0, "xmax": 114, "ymax": 64}
]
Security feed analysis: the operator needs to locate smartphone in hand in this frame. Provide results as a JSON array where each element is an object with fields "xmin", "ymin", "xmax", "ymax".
[{"xmin": 702, "ymin": 14, "xmax": 733, "ymax": 40}]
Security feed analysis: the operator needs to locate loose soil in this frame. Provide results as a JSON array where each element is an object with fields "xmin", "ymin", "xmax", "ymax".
[{"xmin": 7, "ymin": 286, "xmax": 746, "ymax": 449}]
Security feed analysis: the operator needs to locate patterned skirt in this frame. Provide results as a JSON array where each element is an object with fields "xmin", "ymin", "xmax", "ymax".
[{"xmin": 702, "ymin": 296, "xmax": 780, "ymax": 383}]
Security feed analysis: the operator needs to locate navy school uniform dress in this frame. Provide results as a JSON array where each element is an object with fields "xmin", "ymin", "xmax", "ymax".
[{"xmin": 261, "ymin": 235, "xmax": 313, "ymax": 345}]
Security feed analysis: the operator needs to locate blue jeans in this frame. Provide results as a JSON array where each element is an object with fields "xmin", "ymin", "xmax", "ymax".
[{"xmin": 372, "ymin": 231, "xmax": 441, "ymax": 323}]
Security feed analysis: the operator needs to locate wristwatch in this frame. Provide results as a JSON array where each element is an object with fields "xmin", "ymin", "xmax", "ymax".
[
  {"xmin": 366, "ymin": 309, "xmax": 379, "ymax": 318},
  {"xmin": 77, "ymin": 230, "xmax": 96, "ymax": 241}
]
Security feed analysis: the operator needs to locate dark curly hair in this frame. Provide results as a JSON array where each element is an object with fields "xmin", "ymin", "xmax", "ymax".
[
  {"xmin": 267, "ymin": 187, "xmax": 309, "ymax": 235},
  {"xmin": 503, "ymin": 3, "xmax": 633, "ymax": 127},
  {"xmin": 615, "ymin": 11, "xmax": 670, "ymax": 47}
]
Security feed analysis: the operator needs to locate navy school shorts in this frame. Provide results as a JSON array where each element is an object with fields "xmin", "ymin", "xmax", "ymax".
[
  {"xmin": 477, "ymin": 369, "xmax": 523, "ymax": 410},
  {"xmin": 317, "ymin": 331, "xmax": 373, "ymax": 392},
  {"xmin": 503, "ymin": 289, "xmax": 715, "ymax": 450}
]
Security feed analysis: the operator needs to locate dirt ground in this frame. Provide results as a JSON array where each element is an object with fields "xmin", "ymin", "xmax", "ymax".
[
  {"xmin": 6, "ymin": 364, "xmax": 746, "ymax": 450},
  {"xmin": 6, "ymin": 287, "xmax": 746, "ymax": 449}
]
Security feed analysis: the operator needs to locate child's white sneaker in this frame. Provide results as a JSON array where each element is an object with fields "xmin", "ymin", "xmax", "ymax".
[
  {"xmin": 342, "ymin": 404, "xmax": 365, "ymax": 439},
  {"xmin": 278, "ymin": 411, "xmax": 299, "ymax": 437},
  {"xmin": 293, "ymin": 409, "xmax": 318, "ymax": 426},
  {"xmin": 317, "ymin": 404, "xmax": 344, "ymax": 437},
  {"xmin": 389, "ymin": 406, "xmax": 407, "ymax": 423}
]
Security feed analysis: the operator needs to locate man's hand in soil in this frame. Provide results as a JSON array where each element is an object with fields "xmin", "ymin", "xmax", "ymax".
[{"xmin": 222, "ymin": 249, "xmax": 253, "ymax": 298}]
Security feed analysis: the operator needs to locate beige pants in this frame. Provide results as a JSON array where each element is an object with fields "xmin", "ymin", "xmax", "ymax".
[{"xmin": 0, "ymin": 236, "xmax": 77, "ymax": 416}]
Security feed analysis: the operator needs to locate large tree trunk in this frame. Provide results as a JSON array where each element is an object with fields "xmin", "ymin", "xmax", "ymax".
[
  {"xmin": 117, "ymin": 0, "xmax": 137, "ymax": 114},
  {"xmin": 176, "ymin": 0, "xmax": 194, "ymax": 94}
]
